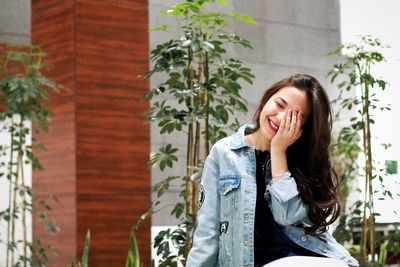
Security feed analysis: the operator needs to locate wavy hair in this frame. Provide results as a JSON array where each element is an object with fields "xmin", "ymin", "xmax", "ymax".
[{"xmin": 253, "ymin": 73, "xmax": 341, "ymax": 239}]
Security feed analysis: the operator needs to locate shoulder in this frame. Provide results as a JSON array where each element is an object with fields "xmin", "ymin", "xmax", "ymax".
[
  {"xmin": 209, "ymin": 131, "xmax": 239, "ymax": 155},
  {"xmin": 213, "ymin": 136, "xmax": 231, "ymax": 150},
  {"xmin": 207, "ymin": 124, "xmax": 254, "ymax": 161},
  {"xmin": 206, "ymin": 136, "xmax": 230, "ymax": 163}
]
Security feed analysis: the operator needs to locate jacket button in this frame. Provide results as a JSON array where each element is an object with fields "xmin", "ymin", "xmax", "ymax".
[
  {"xmin": 321, "ymin": 248, "xmax": 327, "ymax": 253},
  {"xmin": 301, "ymin": 236, "xmax": 307, "ymax": 242}
]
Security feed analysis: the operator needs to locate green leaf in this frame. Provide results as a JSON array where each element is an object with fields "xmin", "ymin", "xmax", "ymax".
[
  {"xmin": 171, "ymin": 202, "xmax": 185, "ymax": 219},
  {"xmin": 217, "ymin": 0, "xmax": 228, "ymax": 6},
  {"xmin": 125, "ymin": 231, "xmax": 140, "ymax": 267},
  {"xmin": 202, "ymin": 41, "xmax": 215, "ymax": 52},
  {"xmin": 228, "ymin": 13, "xmax": 257, "ymax": 25},
  {"xmin": 149, "ymin": 25, "xmax": 170, "ymax": 32},
  {"xmin": 81, "ymin": 230, "xmax": 90, "ymax": 267}
]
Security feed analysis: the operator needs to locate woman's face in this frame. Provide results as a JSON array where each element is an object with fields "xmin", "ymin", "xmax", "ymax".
[{"xmin": 259, "ymin": 86, "xmax": 311, "ymax": 141}]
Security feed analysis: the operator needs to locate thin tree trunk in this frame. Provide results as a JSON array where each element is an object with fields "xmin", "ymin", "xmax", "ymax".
[
  {"xmin": 358, "ymin": 62, "xmax": 375, "ymax": 264},
  {"xmin": 6, "ymin": 117, "xmax": 15, "ymax": 267},
  {"xmin": 185, "ymin": 46, "xmax": 195, "ymax": 259},
  {"xmin": 358, "ymin": 64, "xmax": 368, "ymax": 262},
  {"xmin": 204, "ymin": 49, "xmax": 210, "ymax": 157},
  {"xmin": 363, "ymin": 77, "xmax": 375, "ymax": 264},
  {"xmin": 192, "ymin": 49, "xmax": 204, "ymax": 216},
  {"xmin": 19, "ymin": 116, "xmax": 28, "ymax": 266},
  {"xmin": 11, "ymin": 128, "xmax": 21, "ymax": 267}
]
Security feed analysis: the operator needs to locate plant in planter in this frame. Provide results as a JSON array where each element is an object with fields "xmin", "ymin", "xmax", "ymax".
[
  {"xmin": 135, "ymin": 0, "xmax": 256, "ymax": 265},
  {"xmin": 328, "ymin": 36, "xmax": 399, "ymax": 266},
  {"xmin": 0, "ymin": 45, "xmax": 62, "ymax": 267}
]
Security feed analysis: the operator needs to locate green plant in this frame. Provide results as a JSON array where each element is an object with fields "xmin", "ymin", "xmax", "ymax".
[
  {"xmin": 125, "ymin": 230, "xmax": 141, "ymax": 267},
  {"xmin": 385, "ymin": 225, "xmax": 400, "ymax": 265},
  {"xmin": 378, "ymin": 242, "xmax": 387, "ymax": 267},
  {"xmin": 70, "ymin": 229, "xmax": 144, "ymax": 267},
  {"xmin": 0, "ymin": 45, "xmax": 63, "ymax": 267},
  {"xmin": 328, "ymin": 36, "xmax": 397, "ymax": 266},
  {"xmin": 69, "ymin": 230, "xmax": 90, "ymax": 267},
  {"xmin": 135, "ymin": 0, "xmax": 256, "ymax": 265}
]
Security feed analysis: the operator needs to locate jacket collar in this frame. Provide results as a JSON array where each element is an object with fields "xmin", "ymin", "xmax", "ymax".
[{"xmin": 228, "ymin": 124, "xmax": 257, "ymax": 150}]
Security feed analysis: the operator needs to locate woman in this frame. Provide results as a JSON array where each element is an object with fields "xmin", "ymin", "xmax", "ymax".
[{"xmin": 186, "ymin": 74, "xmax": 358, "ymax": 267}]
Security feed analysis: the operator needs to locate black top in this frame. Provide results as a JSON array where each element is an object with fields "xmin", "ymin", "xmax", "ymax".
[{"xmin": 253, "ymin": 149, "xmax": 322, "ymax": 267}]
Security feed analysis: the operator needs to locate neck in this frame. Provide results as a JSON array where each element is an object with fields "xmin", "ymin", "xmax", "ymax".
[{"xmin": 246, "ymin": 129, "xmax": 271, "ymax": 152}]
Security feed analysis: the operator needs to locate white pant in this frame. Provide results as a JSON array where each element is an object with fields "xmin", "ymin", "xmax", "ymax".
[{"xmin": 264, "ymin": 256, "xmax": 348, "ymax": 267}]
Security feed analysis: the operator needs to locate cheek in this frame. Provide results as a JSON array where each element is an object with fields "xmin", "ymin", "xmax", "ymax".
[
  {"xmin": 260, "ymin": 105, "xmax": 276, "ymax": 117},
  {"xmin": 259, "ymin": 109, "xmax": 270, "ymax": 124}
]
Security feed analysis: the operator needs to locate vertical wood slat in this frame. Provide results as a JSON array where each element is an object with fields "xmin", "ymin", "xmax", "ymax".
[
  {"xmin": 32, "ymin": 0, "xmax": 150, "ymax": 266},
  {"xmin": 33, "ymin": 0, "xmax": 78, "ymax": 264}
]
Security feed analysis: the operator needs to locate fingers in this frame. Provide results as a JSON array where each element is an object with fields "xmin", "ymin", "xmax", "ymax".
[
  {"xmin": 290, "ymin": 109, "xmax": 297, "ymax": 134},
  {"xmin": 278, "ymin": 111, "xmax": 286, "ymax": 133},
  {"xmin": 285, "ymin": 108, "xmax": 292, "ymax": 132},
  {"xmin": 295, "ymin": 109, "xmax": 301, "ymax": 128},
  {"xmin": 278, "ymin": 108, "xmax": 303, "ymax": 139}
]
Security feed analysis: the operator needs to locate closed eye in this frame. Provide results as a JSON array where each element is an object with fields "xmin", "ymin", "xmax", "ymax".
[{"xmin": 275, "ymin": 101, "xmax": 283, "ymax": 108}]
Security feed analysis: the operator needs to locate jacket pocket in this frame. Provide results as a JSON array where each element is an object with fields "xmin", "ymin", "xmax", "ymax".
[{"xmin": 219, "ymin": 176, "xmax": 240, "ymax": 217}]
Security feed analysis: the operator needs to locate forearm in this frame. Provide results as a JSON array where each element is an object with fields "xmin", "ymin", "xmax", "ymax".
[
  {"xmin": 269, "ymin": 149, "xmax": 309, "ymax": 224},
  {"xmin": 266, "ymin": 170, "xmax": 312, "ymax": 225}
]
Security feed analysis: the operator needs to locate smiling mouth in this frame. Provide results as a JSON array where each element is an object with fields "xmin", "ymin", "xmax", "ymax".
[{"xmin": 268, "ymin": 119, "xmax": 279, "ymax": 131}]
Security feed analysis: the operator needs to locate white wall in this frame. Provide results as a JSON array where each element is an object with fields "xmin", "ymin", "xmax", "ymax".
[{"xmin": 0, "ymin": 116, "xmax": 32, "ymax": 266}]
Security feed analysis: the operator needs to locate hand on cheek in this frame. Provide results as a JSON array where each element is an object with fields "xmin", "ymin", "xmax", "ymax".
[{"xmin": 271, "ymin": 108, "xmax": 303, "ymax": 153}]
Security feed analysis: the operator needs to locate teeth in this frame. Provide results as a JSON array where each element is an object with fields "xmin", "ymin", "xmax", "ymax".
[{"xmin": 270, "ymin": 120, "xmax": 278, "ymax": 130}]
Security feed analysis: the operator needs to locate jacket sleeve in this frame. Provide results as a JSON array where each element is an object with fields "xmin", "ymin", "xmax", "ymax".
[
  {"xmin": 186, "ymin": 146, "xmax": 220, "ymax": 267},
  {"xmin": 266, "ymin": 170, "xmax": 312, "ymax": 226}
]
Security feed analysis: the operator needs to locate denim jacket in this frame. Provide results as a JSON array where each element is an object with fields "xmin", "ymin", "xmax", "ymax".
[{"xmin": 186, "ymin": 124, "xmax": 359, "ymax": 267}]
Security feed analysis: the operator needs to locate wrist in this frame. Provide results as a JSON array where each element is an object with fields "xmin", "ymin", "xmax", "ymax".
[
  {"xmin": 271, "ymin": 146, "xmax": 286, "ymax": 155},
  {"xmin": 272, "ymin": 172, "xmax": 286, "ymax": 181}
]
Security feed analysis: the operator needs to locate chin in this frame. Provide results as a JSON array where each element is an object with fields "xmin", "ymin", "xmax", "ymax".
[{"xmin": 260, "ymin": 126, "xmax": 274, "ymax": 141}]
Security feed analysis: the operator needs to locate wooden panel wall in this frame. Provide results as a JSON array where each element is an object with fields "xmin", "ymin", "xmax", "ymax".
[
  {"xmin": 32, "ymin": 1, "xmax": 150, "ymax": 266},
  {"xmin": 75, "ymin": 0, "xmax": 150, "ymax": 265},
  {"xmin": 32, "ymin": 1, "xmax": 77, "ymax": 265}
]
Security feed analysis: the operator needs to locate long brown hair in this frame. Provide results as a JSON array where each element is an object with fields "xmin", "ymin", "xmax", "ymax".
[{"xmin": 253, "ymin": 74, "xmax": 341, "ymax": 238}]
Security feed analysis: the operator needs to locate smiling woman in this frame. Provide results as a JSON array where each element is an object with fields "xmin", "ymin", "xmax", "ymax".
[{"xmin": 186, "ymin": 74, "xmax": 359, "ymax": 267}]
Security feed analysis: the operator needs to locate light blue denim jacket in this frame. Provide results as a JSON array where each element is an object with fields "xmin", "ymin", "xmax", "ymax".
[{"xmin": 186, "ymin": 124, "xmax": 358, "ymax": 267}]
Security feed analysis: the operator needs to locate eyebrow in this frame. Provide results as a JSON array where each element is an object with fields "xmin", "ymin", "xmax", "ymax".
[{"xmin": 277, "ymin": 97, "xmax": 288, "ymax": 105}]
